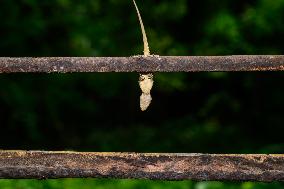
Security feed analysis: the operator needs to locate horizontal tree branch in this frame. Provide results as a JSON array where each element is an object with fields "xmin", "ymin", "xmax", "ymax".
[
  {"xmin": 0, "ymin": 151, "xmax": 284, "ymax": 181},
  {"xmin": 0, "ymin": 55, "xmax": 283, "ymax": 73}
]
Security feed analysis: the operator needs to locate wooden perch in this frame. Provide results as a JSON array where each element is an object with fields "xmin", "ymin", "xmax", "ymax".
[
  {"xmin": 0, "ymin": 151, "xmax": 283, "ymax": 181},
  {"xmin": 0, "ymin": 55, "xmax": 283, "ymax": 73}
]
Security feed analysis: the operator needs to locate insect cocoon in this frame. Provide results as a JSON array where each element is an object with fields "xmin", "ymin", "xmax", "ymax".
[{"xmin": 139, "ymin": 73, "xmax": 153, "ymax": 111}]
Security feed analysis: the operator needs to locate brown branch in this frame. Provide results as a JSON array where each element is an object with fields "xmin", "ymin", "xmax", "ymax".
[
  {"xmin": 0, "ymin": 151, "xmax": 284, "ymax": 181},
  {"xmin": 0, "ymin": 55, "xmax": 283, "ymax": 73}
]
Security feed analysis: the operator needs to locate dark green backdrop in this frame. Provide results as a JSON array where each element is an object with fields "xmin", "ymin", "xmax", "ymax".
[{"xmin": 0, "ymin": 0, "xmax": 283, "ymax": 188}]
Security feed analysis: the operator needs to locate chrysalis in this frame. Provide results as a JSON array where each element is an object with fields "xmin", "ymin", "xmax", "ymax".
[
  {"xmin": 133, "ymin": 0, "xmax": 154, "ymax": 111},
  {"xmin": 139, "ymin": 73, "xmax": 153, "ymax": 111}
]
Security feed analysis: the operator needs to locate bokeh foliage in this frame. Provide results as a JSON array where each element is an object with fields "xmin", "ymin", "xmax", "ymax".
[{"xmin": 0, "ymin": 0, "xmax": 283, "ymax": 188}]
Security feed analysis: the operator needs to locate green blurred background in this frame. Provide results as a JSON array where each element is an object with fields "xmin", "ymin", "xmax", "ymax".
[{"xmin": 0, "ymin": 0, "xmax": 283, "ymax": 188}]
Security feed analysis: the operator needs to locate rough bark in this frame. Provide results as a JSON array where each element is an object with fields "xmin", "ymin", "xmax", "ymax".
[
  {"xmin": 0, "ymin": 56, "xmax": 283, "ymax": 73},
  {"xmin": 0, "ymin": 151, "xmax": 283, "ymax": 181}
]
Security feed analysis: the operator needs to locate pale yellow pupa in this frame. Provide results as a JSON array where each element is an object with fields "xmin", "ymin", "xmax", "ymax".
[{"xmin": 133, "ymin": 0, "xmax": 154, "ymax": 111}]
